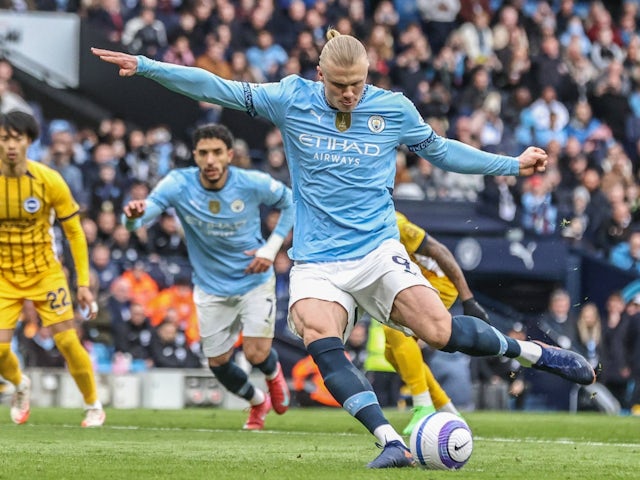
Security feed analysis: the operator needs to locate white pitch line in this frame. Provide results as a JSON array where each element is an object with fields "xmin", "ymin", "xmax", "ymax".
[{"xmin": 9, "ymin": 423, "xmax": 639, "ymax": 448}]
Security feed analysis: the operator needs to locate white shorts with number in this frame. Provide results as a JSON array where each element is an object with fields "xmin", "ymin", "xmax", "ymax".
[
  {"xmin": 195, "ymin": 276, "xmax": 276, "ymax": 358},
  {"xmin": 288, "ymin": 239, "xmax": 435, "ymax": 342}
]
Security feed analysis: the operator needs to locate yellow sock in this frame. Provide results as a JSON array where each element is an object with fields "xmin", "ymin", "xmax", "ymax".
[
  {"xmin": 424, "ymin": 363, "xmax": 451, "ymax": 410},
  {"xmin": 0, "ymin": 343, "xmax": 22, "ymax": 386},
  {"xmin": 383, "ymin": 325, "xmax": 428, "ymax": 396},
  {"xmin": 54, "ymin": 329, "xmax": 98, "ymax": 405}
]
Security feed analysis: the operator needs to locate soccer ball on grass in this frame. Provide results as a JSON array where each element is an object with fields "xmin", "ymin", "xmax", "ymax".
[{"xmin": 409, "ymin": 411, "xmax": 473, "ymax": 470}]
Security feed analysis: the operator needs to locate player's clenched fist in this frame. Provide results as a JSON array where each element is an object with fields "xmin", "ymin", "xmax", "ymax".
[{"xmin": 123, "ymin": 200, "xmax": 147, "ymax": 219}]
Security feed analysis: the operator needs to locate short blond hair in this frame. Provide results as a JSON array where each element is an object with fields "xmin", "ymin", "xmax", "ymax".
[{"xmin": 319, "ymin": 28, "xmax": 368, "ymax": 69}]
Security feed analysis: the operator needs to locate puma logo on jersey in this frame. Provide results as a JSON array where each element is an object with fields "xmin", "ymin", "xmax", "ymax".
[{"xmin": 310, "ymin": 109, "xmax": 325, "ymax": 123}]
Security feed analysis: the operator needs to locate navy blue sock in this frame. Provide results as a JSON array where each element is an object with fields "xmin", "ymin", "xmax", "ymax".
[
  {"xmin": 253, "ymin": 348, "xmax": 278, "ymax": 377},
  {"xmin": 307, "ymin": 337, "xmax": 388, "ymax": 433},
  {"xmin": 442, "ymin": 315, "xmax": 521, "ymax": 358},
  {"xmin": 210, "ymin": 362, "xmax": 254, "ymax": 401}
]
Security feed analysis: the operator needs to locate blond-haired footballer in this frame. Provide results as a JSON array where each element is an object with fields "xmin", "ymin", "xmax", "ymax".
[{"xmin": 0, "ymin": 111, "xmax": 104, "ymax": 427}]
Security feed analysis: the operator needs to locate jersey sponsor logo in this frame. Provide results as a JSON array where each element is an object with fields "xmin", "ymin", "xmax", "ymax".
[
  {"xmin": 209, "ymin": 201, "xmax": 220, "ymax": 214},
  {"xmin": 230, "ymin": 199, "xmax": 245, "ymax": 213},
  {"xmin": 299, "ymin": 134, "xmax": 381, "ymax": 156},
  {"xmin": 23, "ymin": 197, "xmax": 41, "ymax": 214},
  {"xmin": 367, "ymin": 115, "xmax": 385, "ymax": 133}
]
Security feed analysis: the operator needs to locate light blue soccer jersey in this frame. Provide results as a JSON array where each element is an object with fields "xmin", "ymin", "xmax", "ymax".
[
  {"xmin": 138, "ymin": 58, "xmax": 519, "ymax": 262},
  {"xmin": 124, "ymin": 166, "xmax": 294, "ymax": 296}
]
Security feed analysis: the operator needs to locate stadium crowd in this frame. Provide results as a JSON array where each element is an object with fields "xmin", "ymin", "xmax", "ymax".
[{"xmin": 2, "ymin": 0, "xmax": 640, "ymax": 414}]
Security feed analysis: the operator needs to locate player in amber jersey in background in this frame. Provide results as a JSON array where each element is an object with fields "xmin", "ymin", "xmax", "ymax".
[
  {"xmin": 0, "ymin": 111, "xmax": 105, "ymax": 427},
  {"xmin": 385, "ymin": 212, "xmax": 491, "ymax": 434}
]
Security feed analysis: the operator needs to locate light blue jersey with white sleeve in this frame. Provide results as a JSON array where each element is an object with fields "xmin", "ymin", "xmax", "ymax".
[
  {"xmin": 124, "ymin": 165, "xmax": 293, "ymax": 296},
  {"xmin": 136, "ymin": 57, "xmax": 519, "ymax": 262}
]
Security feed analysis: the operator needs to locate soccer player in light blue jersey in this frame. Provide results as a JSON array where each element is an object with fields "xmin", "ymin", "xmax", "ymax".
[
  {"xmin": 121, "ymin": 123, "xmax": 294, "ymax": 430},
  {"xmin": 93, "ymin": 30, "xmax": 596, "ymax": 468}
]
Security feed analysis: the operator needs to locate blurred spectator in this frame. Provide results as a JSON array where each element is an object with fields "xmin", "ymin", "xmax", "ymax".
[
  {"xmin": 263, "ymin": 146, "xmax": 291, "ymax": 187},
  {"xmin": 291, "ymin": 353, "xmax": 341, "ymax": 407},
  {"xmin": 81, "ymin": 217, "xmax": 99, "ymax": 249},
  {"xmin": 112, "ymin": 302, "xmax": 154, "ymax": 368},
  {"xmin": 95, "ymin": 209, "xmax": 118, "ymax": 245},
  {"xmin": 0, "ymin": 77, "xmax": 32, "ymax": 115},
  {"xmin": 564, "ymin": 99, "xmax": 611, "ymax": 148},
  {"xmin": 393, "ymin": 148, "xmax": 425, "ymax": 201},
  {"xmin": 162, "ymin": 32, "xmax": 196, "ymax": 66},
  {"xmin": 118, "ymin": 260, "xmax": 160, "ymax": 308},
  {"xmin": 530, "ymin": 35, "xmax": 572, "ymax": 102},
  {"xmin": 391, "ymin": 22, "xmax": 431, "ymax": 96},
  {"xmin": 90, "ymin": 242, "xmax": 120, "ymax": 298},
  {"xmin": 469, "ymin": 91, "xmax": 507, "ymax": 152},
  {"xmin": 147, "ymin": 211, "xmax": 189, "ymax": 262},
  {"xmin": 590, "ymin": 60, "xmax": 632, "ymax": 142},
  {"xmin": 345, "ymin": 322, "xmax": 368, "ymax": 372},
  {"xmin": 560, "ymin": 185, "xmax": 591, "ymax": 248},
  {"xmin": 600, "ymin": 291, "xmax": 632, "ymax": 409},
  {"xmin": 42, "ymin": 134, "xmax": 86, "ymax": 210},
  {"xmin": 478, "ymin": 174, "xmax": 520, "ymax": 224},
  {"xmin": 520, "ymin": 174, "xmax": 558, "ymax": 236},
  {"xmin": 624, "ymin": 298, "xmax": 640, "ymax": 415},
  {"xmin": 106, "ymin": 276, "xmax": 133, "ymax": 332},
  {"xmin": 610, "ymin": 229, "xmax": 640, "ymax": 273},
  {"xmin": 590, "ymin": 25, "xmax": 625, "ymax": 71},
  {"xmin": 88, "ymin": 163, "xmax": 126, "ymax": 218},
  {"xmin": 574, "ymin": 302, "xmax": 602, "ymax": 369},
  {"xmin": 416, "ymin": 0, "xmax": 461, "ymax": 56},
  {"xmin": 122, "ymin": 6, "xmax": 168, "ymax": 58},
  {"xmin": 149, "ymin": 320, "xmax": 202, "ymax": 368},
  {"xmin": 110, "ymin": 224, "xmax": 143, "ymax": 273},
  {"xmin": 472, "ymin": 321, "xmax": 526, "ymax": 410},
  {"xmin": 581, "ymin": 165, "xmax": 612, "ymax": 246},
  {"xmin": 530, "ymin": 288, "xmax": 579, "ymax": 351},
  {"xmin": 563, "ymin": 33, "xmax": 598, "ymax": 101},
  {"xmin": 145, "ymin": 275, "xmax": 200, "ymax": 348},
  {"xmin": 229, "ymin": 50, "xmax": 264, "ymax": 83},
  {"xmin": 519, "ymin": 85, "xmax": 569, "ymax": 148},
  {"xmin": 194, "ymin": 35, "xmax": 233, "ymax": 78},
  {"xmin": 17, "ymin": 313, "xmax": 66, "ymax": 368},
  {"xmin": 456, "ymin": 5, "xmax": 499, "ymax": 70},
  {"xmin": 271, "ymin": 0, "xmax": 308, "ymax": 51},
  {"xmin": 86, "ymin": 0, "xmax": 125, "ymax": 43},
  {"xmin": 246, "ymin": 30, "xmax": 289, "ymax": 82},
  {"xmin": 455, "ymin": 66, "xmax": 494, "ymax": 117},
  {"xmin": 290, "ymin": 29, "xmax": 321, "ymax": 80}
]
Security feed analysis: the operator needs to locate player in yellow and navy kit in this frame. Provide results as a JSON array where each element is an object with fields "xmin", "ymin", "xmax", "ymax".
[
  {"xmin": 385, "ymin": 212, "xmax": 490, "ymax": 434},
  {"xmin": 0, "ymin": 111, "xmax": 105, "ymax": 427}
]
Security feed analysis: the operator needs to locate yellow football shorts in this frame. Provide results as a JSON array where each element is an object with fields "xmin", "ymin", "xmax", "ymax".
[{"xmin": 0, "ymin": 267, "xmax": 75, "ymax": 329}]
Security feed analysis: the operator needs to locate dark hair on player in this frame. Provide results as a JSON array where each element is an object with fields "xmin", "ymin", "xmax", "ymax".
[
  {"xmin": 0, "ymin": 110, "xmax": 40, "ymax": 142},
  {"xmin": 192, "ymin": 123, "xmax": 235, "ymax": 150}
]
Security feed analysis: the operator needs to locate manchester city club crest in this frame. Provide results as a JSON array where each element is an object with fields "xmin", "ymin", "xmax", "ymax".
[
  {"xmin": 23, "ymin": 197, "xmax": 41, "ymax": 214},
  {"xmin": 231, "ymin": 199, "xmax": 245, "ymax": 213},
  {"xmin": 368, "ymin": 115, "xmax": 385, "ymax": 133}
]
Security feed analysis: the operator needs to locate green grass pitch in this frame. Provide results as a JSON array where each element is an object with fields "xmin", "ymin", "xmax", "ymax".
[{"xmin": 0, "ymin": 407, "xmax": 638, "ymax": 480}]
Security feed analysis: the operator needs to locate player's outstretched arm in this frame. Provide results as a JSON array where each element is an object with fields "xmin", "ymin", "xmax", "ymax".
[
  {"xmin": 91, "ymin": 48, "xmax": 138, "ymax": 76},
  {"xmin": 517, "ymin": 146, "xmax": 548, "ymax": 176}
]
